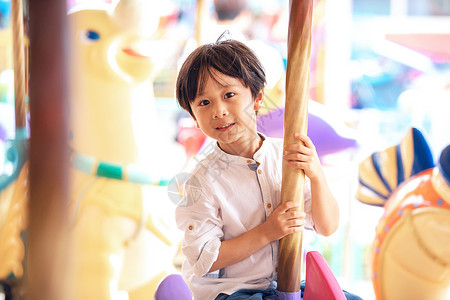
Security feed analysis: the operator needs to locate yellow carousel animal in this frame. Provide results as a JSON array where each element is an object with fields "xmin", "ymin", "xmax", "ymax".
[
  {"xmin": 68, "ymin": 1, "xmax": 180, "ymax": 299},
  {"xmin": 357, "ymin": 127, "xmax": 450, "ymax": 300},
  {"xmin": 0, "ymin": 0, "xmax": 29, "ymax": 294}
]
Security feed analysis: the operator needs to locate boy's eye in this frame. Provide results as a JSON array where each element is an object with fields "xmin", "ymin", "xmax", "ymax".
[
  {"xmin": 224, "ymin": 92, "xmax": 235, "ymax": 99},
  {"xmin": 199, "ymin": 100, "xmax": 210, "ymax": 106}
]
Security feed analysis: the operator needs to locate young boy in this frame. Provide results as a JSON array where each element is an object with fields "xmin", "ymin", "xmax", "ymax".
[{"xmin": 175, "ymin": 38, "xmax": 357, "ymax": 300}]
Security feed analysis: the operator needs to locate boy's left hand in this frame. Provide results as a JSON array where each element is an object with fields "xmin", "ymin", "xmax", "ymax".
[{"xmin": 283, "ymin": 133, "xmax": 323, "ymax": 181}]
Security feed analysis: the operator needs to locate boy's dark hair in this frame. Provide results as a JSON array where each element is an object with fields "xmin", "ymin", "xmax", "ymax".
[{"xmin": 176, "ymin": 38, "xmax": 266, "ymax": 118}]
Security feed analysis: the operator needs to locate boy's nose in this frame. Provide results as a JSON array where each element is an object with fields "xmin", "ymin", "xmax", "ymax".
[{"xmin": 213, "ymin": 103, "xmax": 228, "ymax": 119}]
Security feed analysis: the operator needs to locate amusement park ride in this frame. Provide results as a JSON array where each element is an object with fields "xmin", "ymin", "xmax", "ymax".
[{"xmin": 0, "ymin": 0, "xmax": 449, "ymax": 299}]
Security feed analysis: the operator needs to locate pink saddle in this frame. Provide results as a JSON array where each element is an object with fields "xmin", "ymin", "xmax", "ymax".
[{"xmin": 303, "ymin": 251, "xmax": 346, "ymax": 300}]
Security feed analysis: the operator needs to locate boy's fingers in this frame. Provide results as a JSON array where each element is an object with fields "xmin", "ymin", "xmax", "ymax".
[
  {"xmin": 288, "ymin": 210, "xmax": 305, "ymax": 219},
  {"xmin": 280, "ymin": 201, "xmax": 301, "ymax": 211},
  {"xmin": 283, "ymin": 144, "xmax": 298, "ymax": 152},
  {"xmin": 284, "ymin": 153, "xmax": 307, "ymax": 161},
  {"xmin": 294, "ymin": 133, "xmax": 314, "ymax": 149},
  {"xmin": 287, "ymin": 219, "xmax": 303, "ymax": 228},
  {"xmin": 276, "ymin": 201, "xmax": 296, "ymax": 211},
  {"xmin": 284, "ymin": 144, "xmax": 310, "ymax": 154}
]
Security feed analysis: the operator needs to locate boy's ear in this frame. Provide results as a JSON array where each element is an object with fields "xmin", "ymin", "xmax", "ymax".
[{"xmin": 254, "ymin": 89, "xmax": 264, "ymax": 111}]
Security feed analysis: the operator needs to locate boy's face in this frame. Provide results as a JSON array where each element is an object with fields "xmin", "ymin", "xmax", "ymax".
[{"xmin": 190, "ymin": 70, "xmax": 263, "ymax": 155}]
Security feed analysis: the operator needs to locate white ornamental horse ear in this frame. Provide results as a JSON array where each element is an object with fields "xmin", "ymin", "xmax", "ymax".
[{"xmin": 109, "ymin": 0, "xmax": 161, "ymax": 37}]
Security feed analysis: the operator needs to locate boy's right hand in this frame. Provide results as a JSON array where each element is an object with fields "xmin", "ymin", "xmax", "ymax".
[
  {"xmin": 208, "ymin": 201, "xmax": 306, "ymax": 273},
  {"xmin": 261, "ymin": 201, "xmax": 306, "ymax": 243}
]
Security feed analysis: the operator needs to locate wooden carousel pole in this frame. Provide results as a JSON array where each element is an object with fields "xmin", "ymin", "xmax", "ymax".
[
  {"xmin": 11, "ymin": 0, "xmax": 26, "ymax": 130},
  {"xmin": 27, "ymin": 0, "xmax": 70, "ymax": 299},
  {"xmin": 195, "ymin": 0, "xmax": 205, "ymax": 46},
  {"xmin": 277, "ymin": 0, "xmax": 313, "ymax": 294}
]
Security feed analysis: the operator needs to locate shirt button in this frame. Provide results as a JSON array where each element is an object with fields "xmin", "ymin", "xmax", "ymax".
[
  {"xmin": 188, "ymin": 225, "xmax": 193, "ymax": 231},
  {"xmin": 267, "ymin": 203, "xmax": 272, "ymax": 209},
  {"xmin": 246, "ymin": 159, "xmax": 253, "ymax": 164},
  {"xmin": 258, "ymin": 169, "xmax": 262, "ymax": 174}
]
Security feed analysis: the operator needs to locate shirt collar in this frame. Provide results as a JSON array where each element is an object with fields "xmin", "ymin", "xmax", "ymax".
[{"xmin": 212, "ymin": 132, "xmax": 268, "ymax": 166}]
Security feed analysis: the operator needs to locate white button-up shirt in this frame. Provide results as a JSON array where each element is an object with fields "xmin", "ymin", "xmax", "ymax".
[{"xmin": 176, "ymin": 135, "xmax": 314, "ymax": 300}]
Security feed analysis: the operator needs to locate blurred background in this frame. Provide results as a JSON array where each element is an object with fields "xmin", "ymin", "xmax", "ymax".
[{"xmin": 0, "ymin": 0, "xmax": 449, "ymax": 299}]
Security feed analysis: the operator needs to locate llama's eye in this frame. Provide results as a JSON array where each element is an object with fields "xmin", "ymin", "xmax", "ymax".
[{"xmin": 81, "ymin": 30, "xmax": 101, "ymax": 43}]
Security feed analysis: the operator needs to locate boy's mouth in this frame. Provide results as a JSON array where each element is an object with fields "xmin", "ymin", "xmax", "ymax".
[{"xmin": 216, "ymin": 123, "xmax": 235, "ymax": 131}]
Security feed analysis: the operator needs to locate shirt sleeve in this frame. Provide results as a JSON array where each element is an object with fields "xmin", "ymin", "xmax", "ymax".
[{"xmin": 175, "ymin": 175, "xmax": 224, "ymax": 277}]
